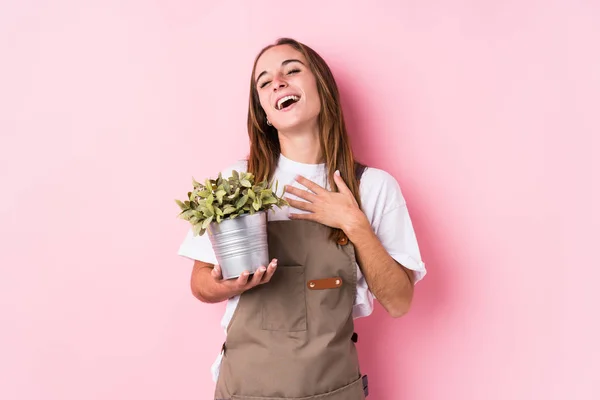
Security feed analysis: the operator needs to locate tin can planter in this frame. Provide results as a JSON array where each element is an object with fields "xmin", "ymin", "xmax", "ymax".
[
  {"xmin": 206, "ymin": 211, "xmax": 269, "ymax": 280},
  {"xmin": 176, "ymin": 170, "xmax": 287, "ymax": 279}
]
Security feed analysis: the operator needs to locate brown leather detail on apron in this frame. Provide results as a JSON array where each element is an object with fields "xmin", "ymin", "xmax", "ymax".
[
  {"xmin": 307, "ymin": 277, "xmax": 343, "ymax": 290},
  {"xmin": 214, "ymin": 220, "xmax": 364, "ymax": 400}
]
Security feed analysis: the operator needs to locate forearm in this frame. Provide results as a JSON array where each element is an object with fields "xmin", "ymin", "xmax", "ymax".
[{"xmin": 343, "ymin": 213, "xmax": 414, "ymax": 318}]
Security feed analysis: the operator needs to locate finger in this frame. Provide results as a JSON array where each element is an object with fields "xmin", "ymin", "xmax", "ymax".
[
  {"xmin": 236, "ymin": 271, "xmax": 251, "ymax": 286},
  {"xmin": 333, "ymin": 170, "xmax": 352, "ymax": 195},
  {"xmin": 284, "ymin": 197, "xmax": 315, "ymax": 212},
  {"xmin": 261, "ymin": 259, "xmax": 278, "ymax": 283},
  {"xmin": 284, "ymin": 185, "xmax": 318, "ymax": 202},
  {"xmin": 294, "ymin": 175, "xmax": 327, "ymax": 194},
  {"xmin": 249, "ymin": 266, "xmax": 267, "ymax": 286}
]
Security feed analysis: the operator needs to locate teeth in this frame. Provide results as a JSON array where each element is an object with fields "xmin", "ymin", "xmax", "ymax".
[{"xmin": 277, "ymin": 95, "xmax": 300, "ymax": 110}]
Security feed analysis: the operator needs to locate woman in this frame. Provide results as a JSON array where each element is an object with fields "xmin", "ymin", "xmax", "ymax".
[{"xmin": 178, "ymin": 38, "xmax": 426, "ymax": 400}]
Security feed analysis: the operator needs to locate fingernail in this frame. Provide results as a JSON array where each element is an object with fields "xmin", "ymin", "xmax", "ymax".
[
  {"xmin": 242, "ymin": 272, "xmax": 249, "ymax": 276},
  {"xmin": 335, "ymin": 170, "xmax": 340, "ymax": 176},
  {"xmin": 272, "ymin": 260, "xmax": 278, "ymax": 267},
  {"xmin": 259, "ymin": 266, "xmax": 266, "ymax": 272}
]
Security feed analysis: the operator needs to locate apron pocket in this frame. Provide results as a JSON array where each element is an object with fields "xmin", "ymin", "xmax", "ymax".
[{"xmin": 260, "ymin": 265, "xmax": 307, "ymax": 332}]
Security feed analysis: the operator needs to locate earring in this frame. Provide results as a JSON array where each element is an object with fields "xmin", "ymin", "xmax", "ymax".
[{"xmin": 266, "ymin": 119, "xmax": 272, "ymax": 126}]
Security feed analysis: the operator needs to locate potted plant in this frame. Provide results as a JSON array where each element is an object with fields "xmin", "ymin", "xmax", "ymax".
[{"xmin": 176, "ymin": 170, "xmax": 288, "ymax": 279}]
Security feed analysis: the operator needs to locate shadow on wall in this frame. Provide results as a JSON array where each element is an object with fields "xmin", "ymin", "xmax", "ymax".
[{"xmin": 334, "ymin": 64, "xmax": 453, "ymax": 399}]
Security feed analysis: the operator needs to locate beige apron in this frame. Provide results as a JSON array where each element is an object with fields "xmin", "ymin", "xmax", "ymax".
[{"xmin": 214, "ymin": 219, "xmax": 368, "ymax": 399}]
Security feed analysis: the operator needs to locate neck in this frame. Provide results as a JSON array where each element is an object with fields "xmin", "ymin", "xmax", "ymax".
[{"xmin": 277, "ymin": 121, "xmax": 323, "ymax": 164}]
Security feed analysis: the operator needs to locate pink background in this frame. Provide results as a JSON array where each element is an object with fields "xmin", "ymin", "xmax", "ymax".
[{"xmin": 1, "ymin": 1, "xmax": 599, "ymax": 399}]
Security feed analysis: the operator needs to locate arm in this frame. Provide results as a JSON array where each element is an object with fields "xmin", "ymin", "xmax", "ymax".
[
  {"xmin": 343, "ymin": 216, "xmax": 414, "ymax": 318},
  {"xmin": 284, "ymin": 170, "xmax": 417, "ymax": 318},
  {"xmin": 190, "ymin": 259, "xmax": 278, "ymax": 303}
]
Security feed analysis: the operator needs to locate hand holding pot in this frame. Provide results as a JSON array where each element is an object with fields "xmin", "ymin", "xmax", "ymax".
[{"xmin": 211, "ymin": 258, "xmax": 278, "ymax": 296}]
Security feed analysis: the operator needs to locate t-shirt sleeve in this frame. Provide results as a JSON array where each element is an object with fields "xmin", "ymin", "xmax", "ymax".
[
  {"xmin": 178, "ymin": 227, "xmax": 218, "ymax": 264},
  {"xmin": 376, "ymin": 204, "xmax": 427, "ymax": 284},
  {"xmin": 360, "ymin": 168, "xmax": 427, "ymax": 284},
  {"xmin": 176, "ymin": 159, "xmax": 248, "ymax": 265}
]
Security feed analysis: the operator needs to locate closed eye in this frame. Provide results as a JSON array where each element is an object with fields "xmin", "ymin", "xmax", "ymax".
[{"xmin": 259, "ymin": 69, "xmax": 300, "ymax": 88}]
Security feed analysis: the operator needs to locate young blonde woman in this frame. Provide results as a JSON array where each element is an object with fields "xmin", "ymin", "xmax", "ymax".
[{"xmin": 178, "ymin": 37, "xmax": 426, "ymax": 400}]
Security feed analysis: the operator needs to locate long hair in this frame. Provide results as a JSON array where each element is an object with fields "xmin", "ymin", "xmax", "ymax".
[{"xmin": 247, "ymin": 38, "xmax": 365, "ymax": 242}]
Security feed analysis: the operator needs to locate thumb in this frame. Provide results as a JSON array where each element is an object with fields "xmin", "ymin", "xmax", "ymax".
[{"xmin": 211, "ymin": 265, "xmax": 222, "ymax": 280}]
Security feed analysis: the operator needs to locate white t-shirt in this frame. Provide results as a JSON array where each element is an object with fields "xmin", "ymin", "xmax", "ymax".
[{"xmin": 178, "ymin": 154, "xmax": 427, "ymax": 381}]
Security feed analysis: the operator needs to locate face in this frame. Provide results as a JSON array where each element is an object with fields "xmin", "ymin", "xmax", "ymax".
[{"xmin": 254, "ymin": 45, "xmax": 321, "ymax": 132}]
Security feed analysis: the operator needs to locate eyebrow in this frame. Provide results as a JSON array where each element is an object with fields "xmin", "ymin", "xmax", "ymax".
[{"xmin": 255, "ymin": 59, "xmax": 305, "ymax": 84}]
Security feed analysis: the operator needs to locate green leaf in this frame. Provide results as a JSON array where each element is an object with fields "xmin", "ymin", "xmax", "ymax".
[
  {"xmin": 247, "ymin": 189, "xmax": 255, "ymax": 199},
  {"xmin": 206, "ymin": 194, "xmax": 214, "ymax": 206},
  {"xmin": 198, "ymin": 189, "xmax": 211, "ymax": 198},
  {"xmin": 200, "ymin": 206, "xmax": 213, "ymax": 217},
  {"xmin": 215, "ymin": 189, "xmax": 226, "ymax": 204},
  {"xmin": 232, "ymin": 170, "xmax": 239, "ymax": 180},
  {"xmin": 214, "ymin": 206, "xmax": 224, "ymax": 216},
  {"xmin": 236, "ymin": 194, "xmax": 249, "ymax": 209},
  {"xmin": 227, "ymin": 187, "xmax": 240, "ymax": 200},
  {"xmin": 175, "ymin": 199, "xmax": 186, "ymax": 210},
  {"xmin": 216, "ymin": 214, "xmax": 222, "ymax": 223},
  {"xmin": 262, "ymin": 196, "xmax": 277, "ymax": 205},
  {"xmin": 277, "ymin": 198, "xmax": 289, "ymax": 208},
  {"xmin": 223, "ymin": 205, "xmax": 236, "ymax": 215},
  {"xmin": 192, "ymin": 223, "xmax": 204, "ymax": 236},
  {"xmin": 255, "ymin": 180, "xmax": 268, "ymax": 190},
  {"xmin": 192, "ymin": 210, "xmax": 203, "ymax": 219},
  {"xmin": 179, "ymin": 210, "xmax": 194, "ymax": 220},
  {"xmin": 240, "ymin": 179, "xmax": 252, "ymax": 188},
  {"xmin": 201, "ymin": 215, "xmax": 213, "ymax": 229}
]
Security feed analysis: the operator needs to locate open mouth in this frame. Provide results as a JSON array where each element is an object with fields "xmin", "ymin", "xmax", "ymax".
[{"xmin": 276, "ymin": 95, "xmax": 300, "ymax": 110}]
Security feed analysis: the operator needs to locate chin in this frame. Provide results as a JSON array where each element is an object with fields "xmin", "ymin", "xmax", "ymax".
[{"xmin": 275, "ymin": 114, "xmax": 319, "ymax": 132}]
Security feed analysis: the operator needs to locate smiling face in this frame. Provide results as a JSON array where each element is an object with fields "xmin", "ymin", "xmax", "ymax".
[{"xmin": 253, "ymin": 44, "xmax": 321, "ymax": 132}]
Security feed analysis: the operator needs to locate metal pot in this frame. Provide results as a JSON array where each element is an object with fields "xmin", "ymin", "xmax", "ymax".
[{"xmin": 206, "ymin": 211, "xmax": 269, "ymax": 280}]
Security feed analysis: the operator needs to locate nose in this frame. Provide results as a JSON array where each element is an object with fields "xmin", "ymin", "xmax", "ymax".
[{"xmin": 271, "ymin": 74, "xmax": 288, "ymax": 91}]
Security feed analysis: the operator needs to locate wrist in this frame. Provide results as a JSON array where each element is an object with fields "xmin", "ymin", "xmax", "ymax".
[{"xmin": 342, "ymin": 210, "xmax": 372, "ymax": 241}]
